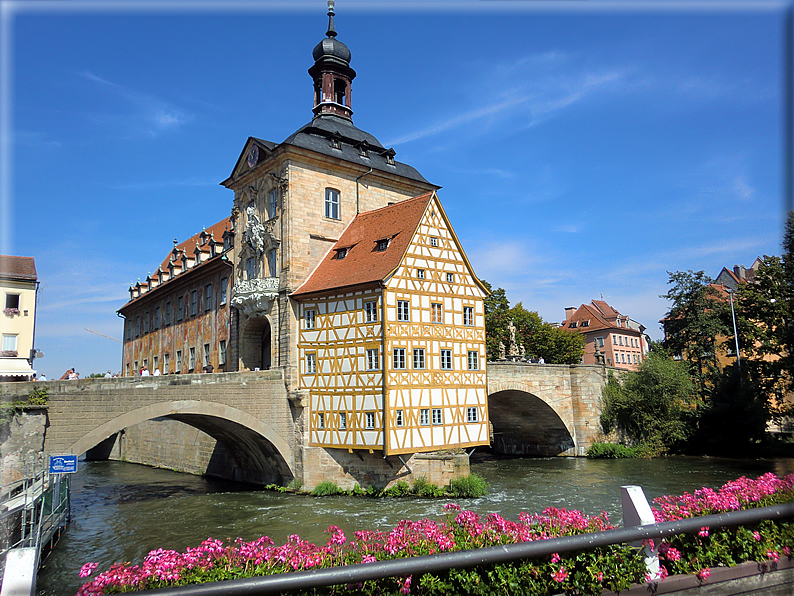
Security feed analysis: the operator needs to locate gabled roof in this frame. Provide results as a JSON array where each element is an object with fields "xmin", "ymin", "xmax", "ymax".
[
  {"xmin": 292, "ymin": 193, "xmax": 435, "ymax": 297},
  {"xmin": 0, "ymin": 255, "xmax": 37, "ymax": 282},
  {"xmin": 158, "ymin": 219, "xmax": 229, "ymax": 272},
  {"xmin": 591, "ymin": 300, "xmax": 620, "ymax": 319},
  {"xmin": 561, "ymin": 300, "xmax": 642, "ymax": 335}
]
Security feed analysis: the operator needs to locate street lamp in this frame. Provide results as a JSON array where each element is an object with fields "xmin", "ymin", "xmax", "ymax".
[{"xmin": 726, "ymin": 287, "xmax": 742, "ymax": 381}]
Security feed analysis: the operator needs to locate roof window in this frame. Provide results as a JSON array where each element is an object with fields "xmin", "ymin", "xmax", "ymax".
[
  {"xmin": 385, "ymin": 148, "xmax": 396, "ymax": 166},
  {"xmin": 570, "ymin": 322, "xmax": 578, "ymax": 328},
  {"xmin": 330, "ymin": 133, "xmax": 341, "ymax": 150},
  {"xmin": 335, "ymin": 247, "xmax": 349, "ymax": 260},
  {"xmin": 376, "ymin": 239, "xmax": 390, "ymax": 252}
]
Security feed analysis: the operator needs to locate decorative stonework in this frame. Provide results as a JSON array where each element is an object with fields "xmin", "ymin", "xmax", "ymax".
[
  {"xmin": 244, "ymin": 203, "xmax": 279, "ymax": 257},
  {"xmin": 231, "ymin": 277, "xmax": 279, "ymax": 317}
]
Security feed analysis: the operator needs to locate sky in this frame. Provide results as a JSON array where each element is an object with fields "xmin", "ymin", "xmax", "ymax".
[{"xmin": 1, "ymin": 0, "xmax": 791, "ymax": 378}]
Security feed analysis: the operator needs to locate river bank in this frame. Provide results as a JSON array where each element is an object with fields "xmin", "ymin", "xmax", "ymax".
[{"xmin": 36, "ymin": 455, "xmax": 794, "ymax": 596}]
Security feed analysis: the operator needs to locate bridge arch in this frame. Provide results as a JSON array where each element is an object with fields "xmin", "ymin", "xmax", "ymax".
[
  {"xmin": 488, "ymin": 382, "xmax": 575, "ymax": 456},
  {"xmin": 70, "ymin": 400, "xmax": 295, "ymax": 484}
]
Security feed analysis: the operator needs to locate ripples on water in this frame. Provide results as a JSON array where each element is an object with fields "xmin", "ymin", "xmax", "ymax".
[{"xmin": 36, "ymin": 455, "xmax": 794, "ymax": 596}]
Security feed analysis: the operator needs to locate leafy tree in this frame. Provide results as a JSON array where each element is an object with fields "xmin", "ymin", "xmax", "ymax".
[
  {"xmin": 481, "ymin": 280, "xmax": 510, "ymax": 360},
  {"xmin": 735, "ymin": 255, "xmax": 792, "ymax": 408},
  {"xmin": 661, "ymin": 270, "xmax": 730, "ymax": 394},
  {"xmin": 600, "ymin": 346, "xmax": 698, "ymax": 455}
]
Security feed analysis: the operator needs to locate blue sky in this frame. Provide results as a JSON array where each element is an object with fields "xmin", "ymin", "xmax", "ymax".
[{"xmin": 1, "ymin": 0, "xmax": 790, "ymax": 378}]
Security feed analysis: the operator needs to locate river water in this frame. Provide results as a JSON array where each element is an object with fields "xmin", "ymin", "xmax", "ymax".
[{"xmin": 36, "ymin": 456, "xmax": 794, "ymax": 596}]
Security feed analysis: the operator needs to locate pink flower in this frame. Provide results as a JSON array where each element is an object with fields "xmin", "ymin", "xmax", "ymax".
[
  {"xmin": 666, "ymin": 547, "xmax": 681, "ymax": 561},
  {"xmin": 698, "ymin": 526, "xmax": 709, "ymax": 537},
  {"xmin": 697, "ymin": 567, "xmax": 711, "ymax": 581},
  {"xmin": 362, "ymin": 555, "xmax": 376, "ymax": 564},
  {"xmin": 783, "ymin": 546, "xmax": 791, "ymax": 556},
  {"xmin": 552, "ymin": 566, "xmax": 568, "ymax": 583},
  {"xmin": 753, "ymin": 531, "xmax": 761, "ymax": 541},
  {"xmin": 551, "ymin": 552, "xmax": 561, "ymax": 563},
  {"xmin": 443, "ymin": 503, "xmax": 461, "ymax": 511},
  {"xmin": 597, "ymin": 571, "xmax": 604, "ymax": 582},
  {"xmin": 79, "ymin": 562, "xmax": 98, "ymax": 578},
  {"xmin": 400, "ymin": 575, "xmax": 412, "ymax": 594},
  {"xmin": 767, "ymin": 550, "xmax": 780, "ymax": 562}
]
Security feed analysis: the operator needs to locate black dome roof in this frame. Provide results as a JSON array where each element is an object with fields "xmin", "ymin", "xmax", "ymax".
[{"xmin": 312, "ymin": 36, "xmax": 351, "ymax": 65}]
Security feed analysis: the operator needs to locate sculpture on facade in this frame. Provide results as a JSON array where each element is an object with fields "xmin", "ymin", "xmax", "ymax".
[{"xmin": 245, "ymin": 202, "xmax": 266, "ymax": 257}]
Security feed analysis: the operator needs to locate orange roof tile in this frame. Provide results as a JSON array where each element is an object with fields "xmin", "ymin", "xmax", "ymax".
[
  {"xmin": 293, "ymin": 193, "xmax": 434, "ymax": 297},
  {"xmin": 158, "ymin": 219, "xmax": 230, "ymax": 272},
  {"xmin": 0, "ymin": 255, "xmax": 37, "ymax": 281}
]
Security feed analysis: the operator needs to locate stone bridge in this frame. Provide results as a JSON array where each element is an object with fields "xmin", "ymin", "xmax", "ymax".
[
  {"xmin": 1, "ymin": 363, "xmax": 613, "ymax": 486},
  {"xmin": 487, "ymin": 362, "xmax": 610, "ymax": 457}
]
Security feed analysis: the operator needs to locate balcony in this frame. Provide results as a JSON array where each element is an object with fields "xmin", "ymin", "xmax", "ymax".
[{"xmin": 231, "ymin": 277, "xmax": 279, "ymax": 318}]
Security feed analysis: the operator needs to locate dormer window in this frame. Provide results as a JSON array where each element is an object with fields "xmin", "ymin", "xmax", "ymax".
[
  {"xmin": 358, "ymin": 141, "xmax": 369, "ymax": 158},
  {"xmin": 385, "ymin": 148, "xmax": 396, "ymax": 166},
  {"xmin": 330, "ymin": 133, "xmax": 341, "ymax": 150},
  {"xmin": 376, "ymin": 239, "xmax": 389, "ymax": 252},
  {"xmin": 581, "ymin": 320, "xmax": 590, "ymax": 328},
  {"xmin": 570, "ymin": 322, "xmax": 578, "ymax": 328},
  {"xmin": 335, "ymin": 247, "xmax": 348, "ymax": 260}
]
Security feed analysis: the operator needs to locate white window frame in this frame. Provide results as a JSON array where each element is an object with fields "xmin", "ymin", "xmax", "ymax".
[
  {"xmin": 397, "ymin": 300, "xmax": 410, "ymax": 322},
  {"xmin": 2, "ymin": 334, "xmax": 17, "ymax": 352},
  {"xmin": 420, "ymin": 409, "xmax": 430, "ymax": 426},
  {"xmin": 417, "ymin": 269, "xmax": 425, "ymax": 279},
  {"xmin": 413, "ymin": 348, "xmax": 425, "ymax": 370},
  {"xmin": 468, "ymin": 350, "xmax": 479, "ymax": 371},
  {"xmin": 446, "ymin": 272, "xmax": 454, "ymax": 283},
  {"xmin": 440, "ymin": 349, "xmax": 453, "ymax": 370},
  {"xmin": 431, "ymin": 303, "xmax": 443, "ymax": 324},
  {"xmin": 393, "ymin": 348, "xmax": 406, "ymax": 370},
  {"xmin": 305, "ymin": 309, "xmax": 316, "ymax": 330},
  {"xmin": 219, "ymin": 340, "xmax": 227, "ymax": 365},
  {"xmin": 432, "ymin": 408, "xmax": 443, "ymax": 425},
  {"xmin": 463, "ymin": 306, "xmax": 474, "ymax": 326},
  {"xmin": 395, "ymin": 410, "xmax": 404, "ymax": 427},
  {"xmin": 365, "ymin": 412, "xmax": 375, "ymax": 430},
  {"xmin": 365, "ymin": 301, "xmax": 378, "ymax": 322},
  {"xmin": 203, "ymin": 343, "xmax": 210, "ymax": 367},
  {"xmin": 430, "ymin": 237, "xmax": 438, "ymax": 247},
  {"xmin": 325, "ymin": 188, "xmax": 340, "ymax": 220},
  {"xmin": 189, "ymin": 347, "xmax": 196, "ymax": 370},
  {"xmin": 164, "ymin": 353, "xmax": 170, "ymax": 373},
  {"xmin": 467, "ymin": 407, "xmax": 478, "ymax": 423},
  {"xmin": 317, "ymin": 412, "xmax": 325, "ymax": 429},
  {"xmin": 176, "ymin": 350, "xmax": 183, "ymax": 373},
  {"xmin": 306, "ymin": 353, "xmax": 317, "ymax": 374},
  {"xmin": 220, "ymin": 278, "xmax": 228, "ymax": 305},
  {"xmin": 339, "ymin": 412, "xmax": 347, "ymax": 430},
  {"xmin": 366, "ymin": 348, "xmax": 380, "ymax": 371}
]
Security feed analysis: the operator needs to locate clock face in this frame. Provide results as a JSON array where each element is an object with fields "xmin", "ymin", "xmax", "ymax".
[{"xmin": 247, "ymin": 145, "xmax": 259, "ymax": 169}]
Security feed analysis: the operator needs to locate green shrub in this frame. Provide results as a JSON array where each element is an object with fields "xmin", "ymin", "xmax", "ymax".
[
  {"xmin": 585, "ymin": 442, "xmax": 640, "ymax": 459},
  {"xmin": 287, "ymin": 478, "xmax": 302, "ymax": 492},
  {"xmin": 413, "ymin": 476, "xmax": 445, "ymax": 497},
  {"xmin": 27, "ymin": 387, "xmax": 49, "ymax": 405},
  {"xmin": 310, "ymin": 481, "xmax": 342, "ymax": 496},
  {"xmin": 447, "ymin": 473, "xmax": 488, "ymax": 498},
  {"xmin": 383, "ymin": 480, "xmax": 412, "ymax": 497}
]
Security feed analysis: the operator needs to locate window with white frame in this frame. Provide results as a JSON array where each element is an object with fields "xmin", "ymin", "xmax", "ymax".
[
  {"xmin": 339, "ymin": 412, "xmax": 347, "ymax": 430},
  {"xmin": 325, "ymin": 188, "xmax": 340, "ymax": 220},
  {"xmin": 420, "ymin": 409, "xmax": 430, "ymax": 426},
  {"xmin": 467, "ymin": 407, "xmax": 478, "ymax": 423},
  {"xmin": 189, "ymin": 347, "xmax": 196, "ymax": 370},
  {"xmin": 317, "ymin": 412, "xmax": 325, "ymax": 429},
  {"xmin": 365, "ymin": 412, "xmax": 375, "ymax": 430},
  {"xmin": 204, "ymin": 343, "xmax": 210, "ymax": 367},
  {"xmin": 395, "ymin": 410, "xmax": 404, "ymax": 427},
  {"xmin": 468, "ymin": 350, "xmax": 479, "ymax": 370},
  {"xmin": 164, "ymin": 353, "xmax": 170, "ymax": 373},
  {"xmin": 430, "ymin": 237, "xmax": 438, "ymax": 247},
  {"xmin": 366, "ymin": 348, "xmax": 379, "ymax": 370},
  {"xmin": 463, "ymin": 306, "xmax": 474, "ymax": 326},
  {"xmin": 417, "ymin": 269, "xmax": 425, "ymax": 279},
  {"xmin": 219, "ymin": 340, "xmax": 227, "ymax": 365},
  {"xmin": 596, "ymin": 337, "xmax": 604, "ymax": 348},
  {"xmin": 446, "ymin": 272, "xmax": 454, "ymax": 283},
  {"xmin": 306, "ymin": 353, "xmax": 317, "ymax": 374},
  {"xmin": 365, "ymin": 301, "xmax": 378, "ymax": 322},
  {"xmin": 2, "ymin": 334, "xmax": 17, "ymax": 352},
  {"xmin": 440, "ymin": 349, "xmax": 452, "ymax": 370},
  {"xmin": 432, "ymin": 408, "xmax": 443, "ymax": 425},
  {"xmin": 393, "ymin": 348, "xmax": 406, "ymax": 369},
  {"xmin": 220, "ymin": 278, "xmax": 228, "ymax": 305},
  {"xmin": 305, "ymin": 309, "xmax": 316, "ymax": 330},
  {"xmin": 176, "ymin": 350, "xmax": 183, "ymax": 373},
  {"xmin": 397, "ymin": 300, "xmax": 410, "ymax": 321},
  {"xmin": 205, "ymin": 284, "xmax": 212, "ymax": 311},
  {"xmin": 268, "ymin": 188, "xmax": 278, "ymax": 218},
  {"xmin": 431, "ymin": 303, "xmax": 442, "ymax": 323},
  {"xmin": 413, "ymin": 348, "xmax": 425, "ymax": 370}
]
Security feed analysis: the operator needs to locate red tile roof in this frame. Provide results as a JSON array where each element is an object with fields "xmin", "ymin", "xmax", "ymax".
[
  {"xmin": 561, "ymin": 300, "xmax": 640, "ymax": 335},
  {"xmin": 292, "ymin": 193, "xmax": 434, "ymax": 296},
  {"xmin": 0, "ymin": 255, "xmax": 37, "ymax": 282},
  {"xmin": 158, "ymin": 219, "xmax": 230, "ymax": 271}
]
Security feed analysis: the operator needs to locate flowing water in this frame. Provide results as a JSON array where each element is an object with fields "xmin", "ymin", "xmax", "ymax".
[{"xmin": 36, "ymin": 456, "xmax": 794, "ymax": 596}]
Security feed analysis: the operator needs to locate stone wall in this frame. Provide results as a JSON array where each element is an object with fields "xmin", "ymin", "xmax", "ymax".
[{"xmin": 0, "ymin": 407, "xmax": 46, "ymax": 485}]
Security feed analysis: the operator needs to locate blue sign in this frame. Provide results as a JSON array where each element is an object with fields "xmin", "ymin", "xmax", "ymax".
[{"xmin": 49, "ymin": 455, "xmax": 78, "ymax": 474}]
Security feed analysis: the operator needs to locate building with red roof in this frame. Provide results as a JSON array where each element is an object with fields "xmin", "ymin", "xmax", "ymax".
[{"xmin": 0, "ymin": 255, "xmax": 39, "ymax": 380}]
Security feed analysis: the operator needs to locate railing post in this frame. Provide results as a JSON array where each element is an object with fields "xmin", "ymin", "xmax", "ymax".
[{"xmin": 621, "ymin": 485, "xmax": 660, "ymax": 579}]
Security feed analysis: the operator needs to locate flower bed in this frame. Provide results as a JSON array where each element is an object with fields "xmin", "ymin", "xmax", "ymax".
[{"xmin": 76, "ymin": 474, "xmax": 794, "ymax": 595}]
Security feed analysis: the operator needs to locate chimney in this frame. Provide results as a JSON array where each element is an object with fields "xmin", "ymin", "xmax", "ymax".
[{"xmin": 564, "ymin": 306, "xmax": 576, "ymax": 321}]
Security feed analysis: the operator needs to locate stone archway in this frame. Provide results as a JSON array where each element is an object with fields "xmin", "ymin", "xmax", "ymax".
[
  {"xmin": 70, "ymin": 401, "xmax": 294, "ymax": 485},
  {"xmin": 488, "ymin": 389, "xmax": 575, "ymax": 456},
  {"xmin": 240, "ymin": 316, "xmax": 272, "ymax": 371}
]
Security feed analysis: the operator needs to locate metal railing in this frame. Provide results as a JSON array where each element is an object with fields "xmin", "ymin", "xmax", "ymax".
[{"xmin": 140, "ymin": 501, "xmax": 794, "ymax": 596}]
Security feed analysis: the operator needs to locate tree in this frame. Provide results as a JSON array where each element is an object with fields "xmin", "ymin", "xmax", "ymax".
[
  {"xmin": 481, "ymin": 280, "xmax": 510, "ymax": 360},
  {"xmin": 600, "ymin": 346, "xmax": 698, "ymax": 455},
  {"xmin": 661, "ymin": 270, "xmax": 730, "ymax": 394}
]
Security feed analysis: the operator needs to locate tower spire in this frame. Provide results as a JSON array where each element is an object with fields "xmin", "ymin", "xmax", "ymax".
[{"xmin": 326, "ymin": 0, "xmax": 337, "ymax": 38}]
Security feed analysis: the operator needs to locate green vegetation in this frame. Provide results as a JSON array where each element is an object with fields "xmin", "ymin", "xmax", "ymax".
[
  {"xmin": 483, "ymin": 280, "xmax": 585, "ymax": 364},
  {"xmin": 310, "ymin": 481, "xmax": 343, "ymax": 496},
  {"xmin": 447, "ymin": 473, "xmax": 489, "ymax": 498},
  {"xmin": 585, "ymin": 443, "xmax": 640, "ymax": 459},
  {"xmin": 280, "ymin": 475, "xmax": 487, "ymax": 498},
  {"xmin": 0, "ymin": 386, "xmax": 49, "ymax": 423}
]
